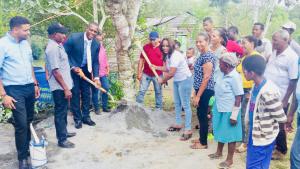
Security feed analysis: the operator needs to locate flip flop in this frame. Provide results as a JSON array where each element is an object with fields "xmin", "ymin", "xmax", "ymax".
[
  {"xmin": 208, "ymin": 153, "xmax": 223, "ymax": 159},
  {"xmin": 218, "ymin": 161, "xmax": 232, "ymax": 169},
  {"xmin": 180, "ymin": 133, "xmax": 192, "ymax": 141},
  {"xmin": 191, "ymin": 139, "xmax": 200, "ymax": 144},
  {"xmin": 235, "ymin": 144, "xmax": 247, "ymax": 153},
  {"xmin": 190, "ymin": 143, "xmax": 208, "ymax": 149},
  {"xmin": 167, "ymin": 126, "xmax": 182, "ymax": 132}
]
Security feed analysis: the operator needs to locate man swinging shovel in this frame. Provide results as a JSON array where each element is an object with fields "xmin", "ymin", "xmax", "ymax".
[
  {"xmin": 136, "ymin": 31, "xmax": 164, "ymax": 109},
  {"xmin": 77, "ymin": 69, "xmax": 115, "ymax": 103}
]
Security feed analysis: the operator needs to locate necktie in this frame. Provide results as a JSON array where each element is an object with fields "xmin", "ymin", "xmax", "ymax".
[{"xmin": 86, "ymin": 41, "xmax": 92, "ymax": 73}]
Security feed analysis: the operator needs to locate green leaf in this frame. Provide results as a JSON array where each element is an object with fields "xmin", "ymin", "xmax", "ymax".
[{"xmin": 53, "ymin": 2, "xmax": 62, "ymax": 8}]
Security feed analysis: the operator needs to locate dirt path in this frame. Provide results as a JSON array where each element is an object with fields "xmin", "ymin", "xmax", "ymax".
[{"xmin": 0, "ymin": 106, "xmax": 246, "ymax": 169}]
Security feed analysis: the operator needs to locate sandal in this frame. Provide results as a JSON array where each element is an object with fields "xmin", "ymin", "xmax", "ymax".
[
  {"xmin": 180, "ymin": 133, "xmax": 192, "ymax": 141},
  {"xmin": 190, "ymin": 142, "xmax": 208, "ymax": 149},
  {"xmin": 218, "ymin": 161, "xmax": 232, "ymax": 169},
  {"xmin": 191, "ymin": 139, "xmax": 200, "ymax": 144},
  {"xmin": 167, "ymin": 126, "xmax": 182, "ymax": 132},
  {"xmin": 235, "ymin": 143, "xmax": 247, "ymax": 153},
  {"xmin": 208, "ymin": 153, "xmax": 223, "ymax": 159}
]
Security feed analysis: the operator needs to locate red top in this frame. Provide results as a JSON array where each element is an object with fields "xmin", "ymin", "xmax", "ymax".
[
  {"xmin": 140, "ymin": 43, "xmax": 163, "ymax": 76},
  {"xmin": 226, "ymin": 40, "xmax": 244, "ymax": 58}
]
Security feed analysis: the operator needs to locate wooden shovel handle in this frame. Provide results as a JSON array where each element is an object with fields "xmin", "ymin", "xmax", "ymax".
[{"xmin": 136, "ymin": 43, "xmax": 160, "ymax": 79}]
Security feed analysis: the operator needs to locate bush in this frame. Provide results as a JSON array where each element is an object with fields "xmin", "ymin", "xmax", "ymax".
[
  {"xmin": 31, "ymin": 42, "xmax": 42, "ymax": 60},
  {"xmin": 0, "ymin": 99, "xmax": 53, "ymax": 123},
  {"xmin": 0, "ymin": 103, "xmax": 12, "ymax": 123},
  {"xmin": 108, "ymin": 72, "xmax": 124, "ymax": 108}
]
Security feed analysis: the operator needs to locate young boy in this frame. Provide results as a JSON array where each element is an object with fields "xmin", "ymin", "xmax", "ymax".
[
  {"xmin": 186, "ymin": 47, "xmax": 195, "ymax": 72},
  {"xmin": 242, "ymin": 55, "xmax": 287, "ymax": 169}
]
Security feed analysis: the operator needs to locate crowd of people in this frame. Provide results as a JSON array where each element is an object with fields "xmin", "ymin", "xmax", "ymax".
[
  {"xmin": 137, "ymin": 17, "xmax": 300, "ymax": 169},
  {"xmin": 0, "ymin": 15, "xmax": 300, "ymax": 169}
]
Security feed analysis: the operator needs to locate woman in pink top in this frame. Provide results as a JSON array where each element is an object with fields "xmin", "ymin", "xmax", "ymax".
[{"xmin": 91, "ymin": 33, "xmax": 111, "ymax": 114}]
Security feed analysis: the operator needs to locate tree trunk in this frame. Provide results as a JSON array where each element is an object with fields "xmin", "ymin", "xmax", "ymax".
[
  {"xmin": 99, "ymin": 0, "xmax": 109, "ymax": 30},
  {"xmin": 93, "ymin": 0, "xmax": 98, "ymax": 23},
  {"xmin": 252, "ymin": 0, "xmax": 260, "ymax": 23},
  {"xmin": 263, "ymin": 0, "xmax": 278, "ymax": 37},
  {"xmin": 106, "ymin": 0, "xmax": 141, "ymax": 100}
]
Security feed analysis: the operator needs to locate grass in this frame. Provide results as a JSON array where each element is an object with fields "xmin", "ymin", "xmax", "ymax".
[{"xmin": 142, "ymin": 83, "xmax": 296, "ymax": 169}]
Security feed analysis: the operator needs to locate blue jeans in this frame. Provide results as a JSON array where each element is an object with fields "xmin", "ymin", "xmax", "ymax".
[
  {"xmin": 136, "ymin": 73, "xmax": 163, "ymax": 109},
  {"xmin": 91, "ymin": 76, "xmax": 110, "ymax": 111},
  {"xmin": 173, "ymin": 76, "xmax": 193, "ymax": 130},
  {"xmin": 291, "ymin": 117, "xmax": 300, "ymax": 169},
  {"xmin": 298, "ymin": 113, "xmax": 300, "ymax": 128}
]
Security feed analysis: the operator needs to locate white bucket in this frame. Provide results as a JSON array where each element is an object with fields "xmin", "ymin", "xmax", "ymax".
[{"xmin": 29, "ymin": 123, "xmax": 48, "ymax": 168}]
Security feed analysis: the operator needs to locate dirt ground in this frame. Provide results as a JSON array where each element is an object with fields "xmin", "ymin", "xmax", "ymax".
[
  {"xmin": 0, "ymin": 102, "xmax": 246, "ymax": 169},
  {"xmin": 0, "ymin": 82, "xmax": 294, "ymax": 169}
]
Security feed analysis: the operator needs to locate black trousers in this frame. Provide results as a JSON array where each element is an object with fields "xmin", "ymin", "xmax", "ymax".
[
  {"xmin": 52, "ymin": 90, "xmax": 68, "ymax": 144},
  {"xmin": 4, "ymin": 84, "xmax": 35, "ymax": 160},
  {"xmin": 275, "ymin": 107, "xmax": 288, "ymax": 154},
  {"xmin": 196, "ymin": 89, "xmax": 214, "ymax": 145},
  {"xmin": 70, "ymin": 66, "xmax": 92, "ymax": 122}
]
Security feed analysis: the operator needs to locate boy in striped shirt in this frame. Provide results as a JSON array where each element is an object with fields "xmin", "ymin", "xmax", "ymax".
[{"xmin": 242, "ymin": 55, "xmax": 287, "ymax": 169}]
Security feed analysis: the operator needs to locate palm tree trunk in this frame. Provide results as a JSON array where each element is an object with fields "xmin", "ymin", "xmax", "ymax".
[{"xmin": 106, "ymin": 0, "xmax": 141, "ymax": 100}]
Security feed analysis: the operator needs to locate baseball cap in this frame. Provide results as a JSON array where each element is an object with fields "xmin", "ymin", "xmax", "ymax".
[
  {"xmin": 282, "ymin": 21, "xmax": 296, "ymax": 30},
  {"xmin": 47, "ymin": 22, "xmax": 68, "ymax": 35},
  {"xmin": 220, "ymin": 52, "xmax": 238, "ymax": 67},
  {"xmin": 149, "ymin": 31, "xmax": 159, "ymax": 40}
]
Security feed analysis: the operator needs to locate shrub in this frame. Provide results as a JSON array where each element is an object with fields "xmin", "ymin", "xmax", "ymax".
[
  {"xmin": 108, "ymin": 72, "xmax": 124, "ymax": 108},
  {"xmin": 0, "ymin": 103, "xmax": 12, "ymax": 123},
  {"xmin": 31, "ymin": 42, "xmax": 42, "ymax": 60}
]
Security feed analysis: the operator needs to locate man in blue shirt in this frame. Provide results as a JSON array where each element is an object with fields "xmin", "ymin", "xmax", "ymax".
[{"xmin": 0, "ymin": 16, "xmax": 40, "ymax": 169}]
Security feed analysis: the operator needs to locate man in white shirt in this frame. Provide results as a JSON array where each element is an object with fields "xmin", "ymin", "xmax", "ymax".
[
  {"xmin": 264, "ymin": 29, "xmax": 299, "ymax": 160},
  {"xmin": 282, "ymin": 21, "xmax": 300, "ymax": 57},
  {"xmin": 252, "ymin": 22, "xmax": 273, "ymax": 61}
]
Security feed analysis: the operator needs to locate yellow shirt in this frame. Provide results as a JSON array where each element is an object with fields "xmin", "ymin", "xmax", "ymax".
[{"xmin": 236, "ymin": 51, "xmax": 260, "ymax": 89}]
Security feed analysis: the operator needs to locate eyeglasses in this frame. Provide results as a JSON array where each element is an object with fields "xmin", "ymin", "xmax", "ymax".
[{"xmin": 162, "ymin": 45, "xmax": 169, "ymax": 47}]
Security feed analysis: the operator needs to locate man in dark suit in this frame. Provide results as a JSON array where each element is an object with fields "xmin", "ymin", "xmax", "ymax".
[{"xmin": 64, "ymin": 22, "xmax": 101, "ymax": 129}]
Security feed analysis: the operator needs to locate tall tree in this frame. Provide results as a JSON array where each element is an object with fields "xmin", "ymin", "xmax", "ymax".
[
  {"xmin": 106, "ymin": 0, "xmax": 141, "ymax": 100},
  {"xmin": 209, "ymin": 0, "xmax": 241, "ymax": 27}
]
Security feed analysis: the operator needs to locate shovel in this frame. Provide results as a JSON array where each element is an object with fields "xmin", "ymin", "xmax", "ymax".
[{"xmin": 77, "ymin": 69, "xmax": 115, "ymax": 103}]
